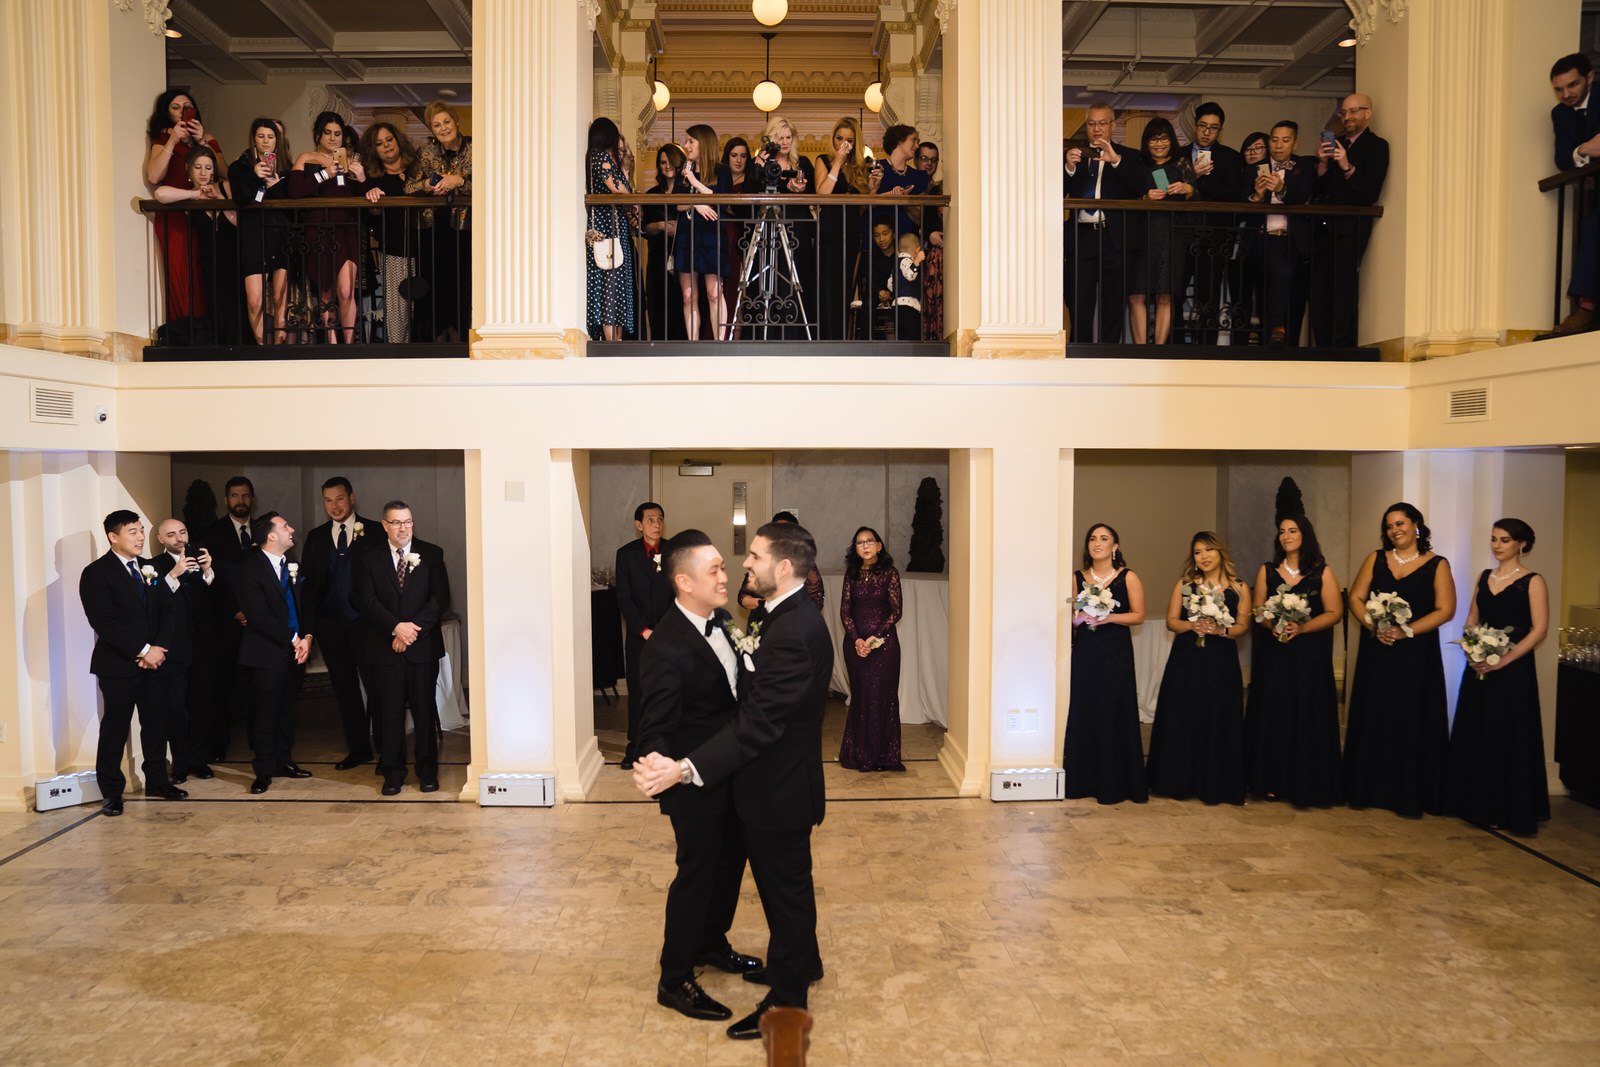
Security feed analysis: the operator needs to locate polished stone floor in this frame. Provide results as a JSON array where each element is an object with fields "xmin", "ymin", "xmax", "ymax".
[{"xmin": 4, "ymin": 697, "xmax": 1599, "ymax": 1065}]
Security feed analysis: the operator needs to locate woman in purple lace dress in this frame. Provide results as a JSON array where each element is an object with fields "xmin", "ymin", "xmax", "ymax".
[{"xmin": 839, "ymin": 526, "xmax": 906, "ymax": 771}]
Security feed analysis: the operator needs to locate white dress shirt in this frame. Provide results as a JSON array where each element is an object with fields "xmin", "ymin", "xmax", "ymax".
[
  {"xmin": 112, "ymin": 548, "xmax": 153, "ymax": 658},
  {"xmin": 1574, "ymin": 91, "xmax": 1593, "ymax": 166},
  {"xmin": 674, "ymin": 600, "xmax": 738, "ymax": 697}
]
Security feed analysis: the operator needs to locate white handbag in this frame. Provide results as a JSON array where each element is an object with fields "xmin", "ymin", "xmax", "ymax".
[{"xmin": 588, "ymin": 206, "xmax": 625, "ymax": 271}]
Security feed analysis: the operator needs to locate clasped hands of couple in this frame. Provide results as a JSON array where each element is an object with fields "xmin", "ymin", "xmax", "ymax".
[{"xmin": 631, "ymin": 752, "xmax": 681, "ymax": 797}]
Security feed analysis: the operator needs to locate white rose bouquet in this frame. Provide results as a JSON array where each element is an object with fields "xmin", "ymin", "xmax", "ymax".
[
  {"xmin": 1073, "ymin": 580, "xmax": 1120, "ymax": 632},
  {"xmin": 723, "ymin": 620, "xmax": 762, "ymax": 655},
  {"xmin": 1253, "ymin": 582, "xmax": 1312, "ymax": 642},
  {"xmin": 1453, "ymin": 624, "xmax": 1514, "ymax": 680},
  {"xmin": 1183, "ymin": 584, "xmax": 1235, "ymax": 648},
  {"xmin": 1365, "ymin": 591, "xmax": 1414, "ymax": 638}
]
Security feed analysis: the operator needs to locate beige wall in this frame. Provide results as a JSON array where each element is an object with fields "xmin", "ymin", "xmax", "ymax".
[
  {"xmin": 1072, "ymin": 450, "xmax": 1220, "ymax": 588},
  {"xmin": 1563, "ymin": 450, "xmax": 1600, "ymax": 625}
]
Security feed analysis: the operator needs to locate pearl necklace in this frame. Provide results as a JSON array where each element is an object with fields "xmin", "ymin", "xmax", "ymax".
[
  {"xmin": 1283, "ymin": 562, "xmax": 1300, "ymax": 577},
  {"xmin": 1392, "ymin": 548, "xmax": 1420, "ymax": 567},
  {"xmin": 1488, "ymin": 565, "xmax": 1523, "ymax": 584}
]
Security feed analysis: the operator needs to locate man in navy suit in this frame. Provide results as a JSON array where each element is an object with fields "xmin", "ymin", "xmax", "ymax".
[
  {"xmin": 1549, "ymin": 53, "xmax": 1600, "ymax": 334},
  {"xmin": 615, "ymin": 500, "xmax": 673, "ymax": 768},
  {"xmin": 636, "ymin": 530, "xmax": 763, "ymax": 1023},
  {"xmin": 78, "ymin": 510, "xmax": 184, "ymax": 815},
  {"xmin": 298, "ymin": 476, "xmax": 382, "ymax": 770},
  {"xmin": 355, "ymin": 500, "xmax": 451, "ymax": 795},
  {"xmin": 635, "ymin": 522, "xmax": 833, "ymax": 1040},
  {"xmin": 151, "ymin": 517, "xmax": 217, "ymax": 782},
  {"xmin": 234, "ymin": 512, "xmax": 314, "ymax": 795}
]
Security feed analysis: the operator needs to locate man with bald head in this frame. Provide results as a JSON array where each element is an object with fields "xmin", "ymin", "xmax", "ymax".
[
  {"xmin": 151, "ymin": 519, "xmax": 218, "ymax": 781},
  {"xmin": 1310, "ymin": 92, "xmax": 1389, "ymax": 348}
]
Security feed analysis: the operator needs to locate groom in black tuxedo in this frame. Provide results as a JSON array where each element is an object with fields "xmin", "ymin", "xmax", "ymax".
[
  {"xmin": 637, "ymin": 530, "xmax": 763, "ymax": 1023},
  {"xmin": 636, "ymin": 521, "xmax": 833, "ymax": 1040}
]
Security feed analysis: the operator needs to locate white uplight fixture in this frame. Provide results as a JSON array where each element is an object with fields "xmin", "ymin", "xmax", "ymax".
[
  {"xmin": 653, "ymin": 80, "xmax": 670, "ymax": 110},
  {"xmin": 164, "ymin": 27, "xmax": 183, "ymax": 38},
  {"xmin": 752, "ymin": 0, "xmax": 788, "ymax": 27},
  {"xmin": 753, "ymin": 32, "xmax": 782, "ymax": 112},
  {"xmin": 1338, "ymin": 33, "xmax": 1357, "ymax": 48},
  {"xmin": 864, "ymin": 80, "xmax": 884, "ymax": 113}
]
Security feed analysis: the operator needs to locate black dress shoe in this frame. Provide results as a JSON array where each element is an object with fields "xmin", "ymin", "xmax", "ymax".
[
  {"xmin": 170, "ymin": 772, "xmax": 188, "ymax": 785},
  {"xmin": 273, "ymin": 764, "xmax": 313, "ymax": 779},
  {"xmin": 249, "ymin": 777, "xmax": 270, "ymax": 795},
  {"xmin": 726, "ymin": 995, "xmax": 776, "ymax": 1040},
  {"xmin": 419, "ymin": 780, "xmax": 440, "ymax": 793},
  {"xmin": 143, "ymin": 784, "xmax": 188, "ymax": 800},
  {"xmin": 743, "ymin": 961, "xmax": 825, "ymax": 986},
  {"xmin": 381, "ymin": 782, "xmax": 402, "ymax": 796},
  {"xmin": 657, "ymin": 978, "xmax": 731, "ymax": 1021},
  {"xmin": 334, "ymin": 754, "xmax": 372, "ymax": 771},
  {"xmin": 101, "ymin": 798, "xmax": 124, "ymax": 816},
  {"xmin": 696, "ymin": 948, "xmax": 763, "ymax": 974},
  {"xmin": 190, "ymin": 766, "xmax": 214, "ymax": 780},
  {"xmin": 620, "ymin": 757, "xmax": 636, "ymax": 770}
]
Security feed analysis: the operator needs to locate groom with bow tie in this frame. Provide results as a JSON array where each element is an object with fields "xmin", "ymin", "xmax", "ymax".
[{"xmin": 635, "ymin": 530, "xmax": 764, "ymax": 1023}]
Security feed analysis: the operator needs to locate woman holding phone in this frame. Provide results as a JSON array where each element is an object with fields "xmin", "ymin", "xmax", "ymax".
[
  {"xmin": 361, "ymin": 122, "xmax": 424, "ymax": 344},
  {"xmin": 146, "ymin": 91, "xmax": 223, "ymax": 325},
  {"xmin": 1127, "ymin": 118, "xmax": 1195, "ymax": 345},
  {"xmin": 674, "ymin": 124, "xmax": 732, "ymax": 340},
  {"xmin": 411, "ymin": 100, "xmax": 473, "ymax": 342},
  {"xmin": 229, "ymin": 118, "xmax": 291, "ymax": 345},
  {"xmin": 290, "ymin": 111, "xmax": 367, "ymax": 343},
  {"xmin": 815, "ymin": 116, "xmax": 866, "ymax": 340}
]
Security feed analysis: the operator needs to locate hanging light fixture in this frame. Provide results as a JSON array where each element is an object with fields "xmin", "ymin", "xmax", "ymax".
[
  {"xmin": 751, "ymin": 0, "xmax": 787, "ymax": 27},
  {"xmin": 650, "ymin": 55, "xmax": 670, "ymax": 110},
  {"xmin": 753, "ymin": 31, "xmax": 782, "ymax": 112},
  {"xmin": 864, "ymin": 52, "xmax": 884, "ymax": 113}
]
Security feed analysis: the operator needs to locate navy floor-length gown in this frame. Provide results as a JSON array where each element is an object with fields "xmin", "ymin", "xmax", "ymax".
[
  {"xmin": 1063, "ymin": 569, "xmax": 1148, "ymax": 804},
  {"xmin": 1147, "ymin": 586, "xmax": 1245, "ymax": 805},
  {"xmin": 839, "ymin": 564, "xmax": 905, "ymax": 771},
  {"xmin": 1245, "ymin": 567, "xmax": 1342, "ymax": 807}
]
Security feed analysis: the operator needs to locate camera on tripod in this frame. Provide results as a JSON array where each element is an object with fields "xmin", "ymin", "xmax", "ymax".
[{"xmin": 756, "ymin": 136, "xmax": 798, "ymax": 191}]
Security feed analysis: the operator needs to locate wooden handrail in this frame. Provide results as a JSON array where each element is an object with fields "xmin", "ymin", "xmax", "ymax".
[
  {"xmin": 1062, "ymin": 198, "xmax": 1382, "ymax": 217},
  {"xmin": 759, "ymin": 1006, "xmax": 813, "ymax": 1067},
  {"xmin": 138, "ymin": 195, "xmax": 467, "ymax": 212},
  {"xmin": 1538, "ymin": 158, "xmax": 1600, "ymax": 193},
  {"xmin": 585, "ymin": 192, "xmax": 949, "ymax": 207}
]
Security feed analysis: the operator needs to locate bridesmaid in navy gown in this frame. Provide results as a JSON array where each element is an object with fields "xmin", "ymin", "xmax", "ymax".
[
  {"xmin": 1063, "ymin": 523, "xmax": 1149, "ymax": 804},
  {"xmin": 839, "ymin": 526, "xmax": 905, "ymax": 771},
  {"xmin": 1343, "ymin": 502, "xmax": 1457, "ymax": 817},
  {"xmin": 1147, "ymin": 532, "xmax": 1252, "ymax": 805},
  {"xmin": 1247, "ymin": 513, "xmax": 1344, "ymax": 807},
  {"xmin": 1446, "ymin": 518, "xmax": 1551, "ymax": 835}
]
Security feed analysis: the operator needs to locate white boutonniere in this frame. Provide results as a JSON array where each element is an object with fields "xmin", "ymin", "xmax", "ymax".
[
  {"xmin": 351, "ymin": 521, "xmax": 364, "ymax": 539},
  {"xmin": 140, "ymin": 564, "xmax": 158, "ymax": 586},
  {"xmin": 286, "ymin": 562, "xmax": 299, "ymax": 584},
  {"xmin": 652, "ymin": 552, "xmax": 662, "ymax": 573},
  {"xmin": 723, "ymin": 619, "xmax": 762, "ymax": 655},
  {"xmin": 404, "ymin": 552, "xmax": 422, "ymax": 573}
]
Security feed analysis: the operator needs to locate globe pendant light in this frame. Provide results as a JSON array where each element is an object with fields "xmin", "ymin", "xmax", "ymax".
[
  {"xmin": 864, "ymin": 80, "xmax": 884, "ymax": 113},
  {"xmin": 753, "ymin": 32, "xmax": 782, "ymax": 112},
  {"xmin": 752, "ymin": 0, "xmax": 787, "ymax": 27}
]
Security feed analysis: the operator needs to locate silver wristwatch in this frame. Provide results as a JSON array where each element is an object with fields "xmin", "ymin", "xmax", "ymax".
[{"xmin": 678, "ymin": 758, "xmax": 693, "ymax": 785}]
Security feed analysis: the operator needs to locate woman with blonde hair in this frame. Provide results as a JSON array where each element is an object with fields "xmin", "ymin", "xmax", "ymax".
[
  {"xmin": 1146, "ymin": 531, "xmax": 1252, "ymax": 805},
  {"xmin": 815, "ymin": 116, "xmax": 866, "ymax": 339},
  {"xmin": 745, "ymin": 115, "xmax": 814, "ymax": 338},
  {"xmin": 410, "ymin": 99, "xmax": 472, "ymax": 341}
]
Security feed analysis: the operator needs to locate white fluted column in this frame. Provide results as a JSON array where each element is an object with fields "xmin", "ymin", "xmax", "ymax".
[{"xmin": 472, "ymin": 0, "xmax": 593, "ymax": 359}]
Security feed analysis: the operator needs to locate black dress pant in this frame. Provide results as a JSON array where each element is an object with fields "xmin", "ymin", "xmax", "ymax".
[
  {"xmin": 1070, "ymin": 224, "xmax": 1125, "ymax": 343},
  {"xmin": 374, "ymin": 656, "xmax": 440, "ymax": 786},
  {"xmin": 660, "ymin": 806, "xmax": 746, "ymax": 984},
  {"xmin": 624, "ymin": 632, "xmax": 646, "ymax": 761},
  {"xmin": 249, "ymin": 658, "xmax": 300, "ymax": 778},
  {"xmin": 159, "ymin": 660, "xmax": 197, "ymax": 776},
  {"xmin": 743, "ymin": 824, "xmax": 820, "ymax": 1009},
  {"xmin": 1309, "ymin": 218, "xmax": 1369, "ymax": 348},
  {"xmin": 1263, "ymin": 233, "xmax": 1308, "ymax": 343},
  {"xmin": 94, "ymin": 671, "xmax": 170, "ymax": 799},
  {"xmin": 320, "ymin": 618, "xmax": 377, "ymax": 760}
]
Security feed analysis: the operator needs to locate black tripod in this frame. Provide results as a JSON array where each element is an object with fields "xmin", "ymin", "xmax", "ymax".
[{"xmin": 726, "ymin": 203, "xmax": 813, "ymax": 340}]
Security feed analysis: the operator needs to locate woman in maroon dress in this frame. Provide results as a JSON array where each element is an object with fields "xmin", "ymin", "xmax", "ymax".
[
  {"xmin": 145, "ymin": 90, "xmax": 223, "ymax": 322},
  {"xmin": 839, "ymin": 526, "xmax": 906, "ymax": 771},
  {"xmin": 290, "ymin": 111, "xmax": 367, "ymax": 343}
]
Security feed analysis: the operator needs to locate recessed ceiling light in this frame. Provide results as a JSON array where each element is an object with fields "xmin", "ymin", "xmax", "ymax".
[
  {"xmin": 1338, "ymin": 34, "xmax": 1357, "ymax": 48},
  {"xmin": 437, "ymin": 88, "xmax": 459, "ymax": 98},
  {"xmin": 164, "ymin": 27, "xmax": 182, "ymax": 38}
]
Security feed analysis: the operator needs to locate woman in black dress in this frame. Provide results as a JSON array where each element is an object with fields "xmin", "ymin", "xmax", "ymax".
[
  {"xmin": 839, "ymin": 527, "xmax": 905, "ymax": 772},
  {"xmin": 360, "ymin": 122, "xmax": 423, "ymax": 344},
  {"xmin": 1246, "ymin": 514, "xmax": 1343, "ymax": 807},
  {"xmin": 289, "ymin": 111, "xmax": 367, "ymax": 344},
  {"xmin": 814, "ymin": 116, "xmax": 866, "ymax": 340},
  {"xmin": 1127, "ymin": 118, "xmax": 1195, "ymax": 345},
  {"xmin": 1063, "ymin": 523, "xmax": 1148, "ymax": 804},
  {"xmin": 1445, "ymin": 518, "xmax": 1551, "ymax": 835},
  {"xmin": 229, "ymin": 118, "xmax": 290, "ymax": 345},
  {"xmin": 1344, "ymin": 503, "xmax": 1457, "ymax": 816},
  {"xmin": 675, "ymin": 124, "xmax": 732, "ymax": 340},
  {"xmin": 1147, "ymin": 532, "xmax": 1251, "ymax": 805},
  {"xmin": 721, "ymin": 137, "xmax": 752, "ymax": 337},
  {"xmin": 642, "ymin": 144, "xmax": 688, "ymax": 341}
]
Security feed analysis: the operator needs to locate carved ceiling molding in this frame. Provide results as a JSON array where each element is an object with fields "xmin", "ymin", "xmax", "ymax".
[
  {"xmin": 583, "ymin": 0, "xmax": 603, "ymax": 33},
  {"xmin": 934, "ymin": 0, "xmax": 955, "ymax": 36},
  {"xmin": 114, "ymin": 0, "xmax": 173, "ymax": 37},
  {"xmin": 308, "ymin": 85, "xmax": 355, "ymax": 124},
  {"xmin": 1344, "ymin": 0, "xmax": 1409, "ymax": 48}
]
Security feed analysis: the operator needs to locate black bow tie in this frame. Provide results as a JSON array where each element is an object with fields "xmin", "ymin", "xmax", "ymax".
[{"xmin": 705, "ymin": 619, "xmax": 717, "ymax": 636}]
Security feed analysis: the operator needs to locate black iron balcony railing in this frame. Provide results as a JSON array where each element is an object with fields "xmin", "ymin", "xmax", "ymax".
[
  {"xmin": 1063, "ymin": 198, "xmax": 1384, "ymax": 358},
  {"xmin": 583, "ymin": 191, "xmax": 951, "ymax": 355},
  {"xmin": 138, "ymin": 195, "xmax": 472, "ymax": 361},
  {"xmin": 1538, "ymin": 159, "xmax": 1600, "ymax": 332}
]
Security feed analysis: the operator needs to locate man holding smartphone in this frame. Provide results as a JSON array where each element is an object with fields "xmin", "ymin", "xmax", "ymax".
[
  {"xmin": 1310, "ymin": 93, "xmax": 1390, "ymax": 348},
  {"xmin": 1177, "ymin": 103, "xmax": 1246, "ymax": 344},
  {"xmin": 1065, "ymin": 103, "xmax": 1140, "ymax": 343},
  {"xmin": 153, "ymin": 518, "xmax": 217, "ymax": 782}
]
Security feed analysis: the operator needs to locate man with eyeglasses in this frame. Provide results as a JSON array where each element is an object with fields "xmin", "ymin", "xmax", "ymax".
[
  {"xmin": 1066, "ymin": 102, "xmax": 1141, "ymax": 343},
  {"xmin": 1178, "ymin": 102, "xmax": 1246, "ymax": 344},
  {"xmin": 355, "ymin": 500, "xmax": 451, "ymax": 795},
  {"xmin": 1309, "ymin": 93, "xmax": 1390, "ymax": 348},
  {"xmin": 1547, "ymin": 53, "xmax": 1600, "ymax": 335},
  {"xmin": 915, "ymin": 143, "xmax": 945, "ymax": 339}
]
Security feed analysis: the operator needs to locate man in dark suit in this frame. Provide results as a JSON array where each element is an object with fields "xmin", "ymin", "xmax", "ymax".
[
  {"xmin": 196, "ymin": 475, "xmax": 257, "ymax": 759},
  {"xmin": 615, "ymin": 500, "xmax": 673, "ymax": 769},
  {"xmin": 355, "ymin": 500, "xmax": 450, "ymax": 795},
  {"xmin": 636, "ymin": 530, "xmax": 764, "ymax": 1023},
  {"xmin": 298, "ymin": 476, "xmax": 382, "ymax": 770},
  {"xmin": 234, "ymin": 512, "xmax": 314, "ymax": 795},
  {"xmin": 1549, "ymin": 53, "xmax": 1600, "ymax": 334},
  {"xmin": 1248, "ymin": 121, "xmax": 1316, "ymax": 347},
  {"xmin": 78, "ymin": 510, "xmax": 185, "ymax": 815},
  {"xmin": 1310, "ymin": 94, "xmax": 1390, "ymax": 348},
  {"xmin": 1177, "ymin": 102, "xmax": 1246, "ymax": 343},
  {"xmin": 636, "ymin": 521, "xmax": 833, "ymax": 1041},
  {"xmin": 151, "ymin": 517, "xmax": 217, "ymax": 782},
  {"xmin": 1065, "ymin": 102, "xmax": 1142, "ymax": 343}
]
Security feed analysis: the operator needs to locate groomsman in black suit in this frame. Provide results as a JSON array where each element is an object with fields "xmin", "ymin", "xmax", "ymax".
[
  {"xmin": 78, "ymin": 510, "xmax": 185, "ymax": 815},
  {"xmin": 234, "ymin": 512, "xmax": 314, "ymax": 795},
  {"xmin": 636, "ymin": 522, "xmax": 833, "ymax": 1040},
  {"xmin": 196, "ymin": 475, "xmax": 257, "ymax": 759},
  {"xmin": 637, "ymin": 530, "xmax": 763, "ymax": 1023},
  {"xmin": 298, "ymin": 477, "xmax": 382, "ymax": 770},
  {"xmin": 355, "ymin": 500, "xmax": 451, "ymax": 795},
  {"xmin": 151, "ymin": 518, "xmax": 217, "ymax": 782},
  {"xmin": 615, "ymin": 501, "xmax": 673, "ymax": 769}
]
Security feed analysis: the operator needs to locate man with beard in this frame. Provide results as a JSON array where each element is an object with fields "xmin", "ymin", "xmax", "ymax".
[
  {"xmin": 151, "ymin": 518, "xmax": 217, "ymax": 782},
  {"xmin": 1310, "ymin": 93, "xmax": 1389, "ymax": 348},
  {"xmin": 197, "ymin": 475, "xmax": 258, "ymax": 758}
]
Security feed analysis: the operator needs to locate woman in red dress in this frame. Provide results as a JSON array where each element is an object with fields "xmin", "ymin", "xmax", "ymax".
[{"xmin": 145, "ymin": 91, "xmax": 222, "ymax": 322}]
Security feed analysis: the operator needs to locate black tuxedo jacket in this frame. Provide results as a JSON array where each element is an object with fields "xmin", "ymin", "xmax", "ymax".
[
  {"xmin": 197, "ymin": 514, "xmax": 254, "ymax": 624},
  {"xmin": 615, "ymin": 537, "xmax": 673, "ymax": 638},
  {"xmin": 151, "ymin": 551, "xmax": 214, "ymax": 663},
  {"xmin": 79, "ymin": 550, "xmax": 175, "ymax": 679},
  {"xmin": 235, "ymin": 550, "xmax": 304, "ymax": 669},
  {"xmin": 354, "ymin": 538, "xmax": 450, "ymax": 664},
  {"xmin": 1190, "ymin": 142, "xmax": 1246, "ymax": 204},
  {"xmin": 298, "ymin": 514, "xmax": 380, "ymax": 638},
  {"xmin": 688, "ymin": 590, "xmax": 833, "ymax": 832},
  {"xmin": 637, "ymin": 604, "xmax": 741, "ymax": 819},
  {"xmin": 1247, "ymin": 155, "xmax": 1317, "ymax": 254},
  {"xmin": 1552, "ymin": 99, "xmax": 1600, "ymax": 173},
  {"xmin": 1066, "ymin": 147, "xmax": 1142, "ymax": 249},
  {"xmin": 1315, "ymin": 130, "xmax": 1390, "ymax": 237}
]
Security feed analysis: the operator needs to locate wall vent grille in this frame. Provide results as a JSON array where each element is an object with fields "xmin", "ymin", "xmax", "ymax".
[
  {"xmin": 29, "ymin": 385, "xmax": 77, "ymax": 424},
  {"xmin": 1446, "ymin": 385, "xmax": 1490, "ymax": 422}
]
